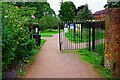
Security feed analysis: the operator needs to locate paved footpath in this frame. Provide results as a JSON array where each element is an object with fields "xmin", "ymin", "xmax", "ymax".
[{"xmin": 25, "ymin": 34, "xmax": 101, "ymax": 78}]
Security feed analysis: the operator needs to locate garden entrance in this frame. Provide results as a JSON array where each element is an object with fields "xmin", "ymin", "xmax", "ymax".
[{"xmin": 59, "ymin": 20, "xmax": 105, "ymax": 53}]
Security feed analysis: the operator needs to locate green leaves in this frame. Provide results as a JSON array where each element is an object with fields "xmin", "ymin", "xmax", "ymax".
[
  {"xmin": 104, "ymin": 1, "xmax": 120, "ymax": 8},
  {"xmin": 77, "ymin": 4, "xmax": 94, "ymax": 20},
  {"xmin": 2, "ymin": 2, "xmax": 36, "ymax": 74},
  {"xmin": 16, "ymin": 2, "xmax": 55, "ymax": 19},
  {"xmin": 39, "ymin": 15, "xmax": 59, "ymax": 30},
  {"xmin": 78, "ymin": 49, "xmax": 112, "ymax": 78},
  {"xmin": 59, "ymin": 1, "xmax": 76, "ymax": 21}
]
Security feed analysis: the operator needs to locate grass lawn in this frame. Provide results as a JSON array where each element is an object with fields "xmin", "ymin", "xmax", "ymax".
[
  {"xmin": 41, "ymin": 29, "xmax": 58, "ymax": 37},
  {"xmin": 77, "ymin": 49, "xmax": 112, "ymax": 78},
  {"xmin": 65, "ymin": 29, "xmax": 105, "ymax": 43},
  {"xmin": 95, "ymin": 43, "xmax": 105, "ymax": 56}
]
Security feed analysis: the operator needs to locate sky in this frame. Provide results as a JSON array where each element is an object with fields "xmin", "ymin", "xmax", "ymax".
[{"xmin": 47, "ymin": 0, "xmax": 107, "ymax": 15}]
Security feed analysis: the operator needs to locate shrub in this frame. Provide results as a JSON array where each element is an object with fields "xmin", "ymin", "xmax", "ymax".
[
  {"xmin": 39, "ymin": 15, "xmax": 59, "ymax": 30},
  {"xmin": 2, "ymin": 2, "xmax": 36, "ymax": 73}
]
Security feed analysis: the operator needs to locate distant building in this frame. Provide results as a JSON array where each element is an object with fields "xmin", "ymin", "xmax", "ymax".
[{"xmin": 94, "ymin": 9, "xmax": 107, "ymax": 20}]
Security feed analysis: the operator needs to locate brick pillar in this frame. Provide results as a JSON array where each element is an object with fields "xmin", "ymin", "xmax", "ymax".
[{"xmin": 104, "ymin": 8, "xmax": 120, "ymax": 77}]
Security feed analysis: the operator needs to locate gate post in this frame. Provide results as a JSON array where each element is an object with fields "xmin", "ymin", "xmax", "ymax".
[
  {"xmin": 59, "ymin": 22, "xmax": 61, "ymax": 51},
  {"xmin": 104, "ymin": 8, "xmax": 120, "ymax": 77},
  {"xmin": 88, "ymin": 21, "xmax": 91, "ymax": 51},
  {"xmin": 92, "ymin": 22, "xmax": 95, "ymax": 52}
]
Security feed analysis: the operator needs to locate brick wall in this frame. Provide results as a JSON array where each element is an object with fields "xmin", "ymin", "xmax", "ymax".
[{"xmin": 104, "ymin": 8, "xmax": 120, "ymax": 77}]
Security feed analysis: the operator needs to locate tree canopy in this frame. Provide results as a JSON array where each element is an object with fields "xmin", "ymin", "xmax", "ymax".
[
  {"xmin": 39, "ymin": 15, "xmax": 59, "ymax": 30},
  {"xmin": 15, "ymin": 2, "xmax": 56, "ymax": 19},
  {"xmin": 15, "ymin": 2, "xmax": 57, "ymax": 30},
  {"xmin": 58, "ymin": 1, "xmax": 76, "ymax": 21},
  {"xmin": 77, "ymin": 4, "xmax": 94, "ymax": 20},
  {"xmin": 104, "ymin": 1, "xmax": 120, "ymax": 8}
]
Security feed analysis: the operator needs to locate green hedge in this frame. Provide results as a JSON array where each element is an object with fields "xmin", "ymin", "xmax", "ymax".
[{"xmin": 2, "ymin": 2, "xmax": 36, "ymax": 74}]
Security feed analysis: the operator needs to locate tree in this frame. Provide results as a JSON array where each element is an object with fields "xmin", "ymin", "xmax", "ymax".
[
  {"xmin": 58, "ymin": 1, "xmax": 76, "ymax": 21},
  {"xmin": 104, "ymin": 1, "xmax": 120, "ymax": 8},
  {"xmin": 77, "ymin": 4, "xmax": 94, "ymax": 20},
  {"xmin": 28, "ymin": 2, "xmax": 55, "ymax": 19},
  {"xmin": 39, "ymin": 15, "xmax": 60, "ymax": 30},
  {"xmin": 15, "ymin": 2, "xmax": 56, "ymax": 19}
]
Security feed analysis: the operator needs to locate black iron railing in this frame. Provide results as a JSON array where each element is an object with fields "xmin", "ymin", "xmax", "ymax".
[{"xmin": 59, "ymin": 20, "xmax": 105, "ymax": 56}]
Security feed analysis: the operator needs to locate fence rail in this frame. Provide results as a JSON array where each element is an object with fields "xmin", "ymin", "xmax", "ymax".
[{"xmin": 59, "ymin": 20, "xmax": 105, "ymax": 55}]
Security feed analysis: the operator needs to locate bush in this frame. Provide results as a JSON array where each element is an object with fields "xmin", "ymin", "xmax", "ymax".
[
  {"xmin": 2, "ymin": 2, "xmax": 36, "ymax": 73},
  {"xmin": 39, "ymin": 15, "xmax": 59, "ymax": 30}
]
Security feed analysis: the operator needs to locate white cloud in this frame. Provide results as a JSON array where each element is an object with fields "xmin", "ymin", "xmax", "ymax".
[
  {"xmin": 47, "ymin": 0, "xmax": 61, "ymax": 15},
  {"xmin": 47, "ymin": 0, "xmax": 107, "ymax": 15}
]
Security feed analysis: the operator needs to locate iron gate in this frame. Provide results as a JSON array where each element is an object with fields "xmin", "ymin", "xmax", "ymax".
[{"xmin": 59, "ymin": 20, "xmax": 105, "ymax": 52}]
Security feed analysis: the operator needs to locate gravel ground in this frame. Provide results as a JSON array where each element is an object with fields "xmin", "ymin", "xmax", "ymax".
[{"xmin": 25, "ymin": 34, "xmax": 101, "ymax": 78}]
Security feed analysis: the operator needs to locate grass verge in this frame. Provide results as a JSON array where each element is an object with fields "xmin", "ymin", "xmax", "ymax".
[
  {"xmin": 95, "ymin": 43, "xmax": 105, "ymax": 56},
  {"xmin": 17, "ymin": 39, "xmax": 46, "ymax": 77},
  {"xmin": 77, "ymin": 49, "xmax": 112, "ymax": 78}
]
